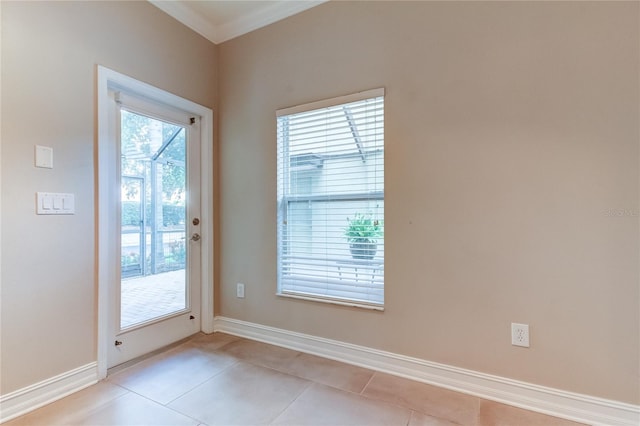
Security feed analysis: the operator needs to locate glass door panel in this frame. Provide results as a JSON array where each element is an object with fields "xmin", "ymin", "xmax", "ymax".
[
  {"xmin": 120, "ymin": 110, "xmax": 188, "ymax": 330},
  {"xmin": 121, "ymin": 176, "xmax": 144, "ymax": 279}
]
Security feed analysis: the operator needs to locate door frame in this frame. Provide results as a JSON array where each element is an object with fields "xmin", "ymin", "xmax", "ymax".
[{"xmin": 96, "ymin": 65, "xmax": 214, "ymax": 379}]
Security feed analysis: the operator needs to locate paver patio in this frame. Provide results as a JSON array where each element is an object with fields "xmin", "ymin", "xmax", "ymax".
[{"xmin": 120, "ymin": 269, "xmax": 186, "ymax": 328}]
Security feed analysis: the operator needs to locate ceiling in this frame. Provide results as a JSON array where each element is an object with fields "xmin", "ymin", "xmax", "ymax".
[{"xmin": 149, "ymin": 0, "xmax": 327, "ymax": 44}]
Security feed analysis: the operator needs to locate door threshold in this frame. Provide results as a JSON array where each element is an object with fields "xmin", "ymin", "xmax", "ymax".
[{"xmin": 106, "ymin": 332, "xmax": 200, "ymax": 376}]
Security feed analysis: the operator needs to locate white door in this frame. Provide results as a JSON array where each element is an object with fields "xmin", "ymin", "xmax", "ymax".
[{"xmin": 106, "ymin": 91, "xmax": 202, "ymax": 368}]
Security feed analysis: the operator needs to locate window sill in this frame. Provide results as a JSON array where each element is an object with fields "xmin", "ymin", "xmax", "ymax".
[{"xmin": 276, "ymin": 292, "xmax": 384, "ymax": 311}]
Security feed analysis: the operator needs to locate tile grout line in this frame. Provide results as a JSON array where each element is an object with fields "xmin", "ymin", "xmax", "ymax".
[
  {"xmin": 162, "ymin": 357, "xmax": 241, "ymax": 406},
  {"xmin": 473, "ymin": 394, "xmax": 482, "ymax": 426},
  {"xmin": 67, "ymin": 386, "xmax": 133, "ymax": 424},
  {"xmin": 406, "ymin": 410, "xmax": 414, "ymax": 426},
  {"xmin": 266, "ymin": 380, "xmax": 315, "ymax": 426},
  {"xmin": 108, "ymin": 342, "xmax": 243, "ymax": 425},
  {"xmin": 113, "ymin": 382, "xmax": 207, "ymax": 425},
  {"xmin": 352, "ymin": 375, "xmax": 469, "ymax": 426},
  {"xmin": 359, "ymin": 370, "xmax": 377, "ymax": 395},
  {"xmin": 231, "ymin": 352, "xmax": 378, "ymax": 400}
]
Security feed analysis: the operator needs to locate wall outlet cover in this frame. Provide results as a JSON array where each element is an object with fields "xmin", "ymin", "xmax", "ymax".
[
  {"xmin": 511, "ymin": 323, "xmax": 530, "ymax": 348},
  {"xmin": 236, "ymin": 283, "xmax": 245, "ymax": 298}
]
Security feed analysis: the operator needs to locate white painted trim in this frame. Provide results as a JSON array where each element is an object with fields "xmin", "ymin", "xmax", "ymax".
[
  {"xmin": 215, "ymin": 1, "xmax": 328, "ymax": 44},
  {"xmin": 0, "ymin": 0, "xmax": 3, "ymax": 344},
  {"xmin": 199, "ymin": 110, "xmax": 215, "ymax": 334},
  {"xmin": 277, "ymin": 87, "xmax": 385, "ymax": 117},
  {"xmin": 148, "ymin": 0, "xmax": 327, "ymax": 44},
  {"xmin": 213, "ymin": 316, "xmax": 640, "ymax": 426},
  {"xmin": 148, "ymin": 0, "xmax": 218, "ymax": 44},
  {"xmin": 96, "ymin": 65, "xmax": 215, "ymax": 376},
  {"xmin": 96, "ymin": 65, "xmax": 112, "ymax": 380},
  {"xmin": 0, "ymin": 363, "xmax": 98, "ymax": 423}
]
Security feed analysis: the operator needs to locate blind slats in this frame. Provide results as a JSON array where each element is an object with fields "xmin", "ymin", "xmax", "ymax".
[
  {"xmin": 282, "ymin": 106, "xmax": 385, "ymax": 131},
  {"xmin": 277, "ymin": 91, "xmax": 384, "ymax": 306}
]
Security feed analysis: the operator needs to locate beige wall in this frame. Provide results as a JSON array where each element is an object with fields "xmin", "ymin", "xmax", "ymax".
[
  {"xmin": 1, "ymin": 0, "xmax": 638, "ymax": 408},
  {"xmin": 218, "ymin": 1, "xmax": 639, "ymax": 404},
  {"xmin": 0, "ymin": 1, "xmax": 217, "ymax": 394}
]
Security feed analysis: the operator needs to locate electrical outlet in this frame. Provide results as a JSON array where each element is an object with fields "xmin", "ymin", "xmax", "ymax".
[
  {"xmin": 511, "ymin": 323, "xmax": 530, "ymax": 347},
  {"xmin": 236, "ymin": 283, "xmax": 245, "ymax": 298}
]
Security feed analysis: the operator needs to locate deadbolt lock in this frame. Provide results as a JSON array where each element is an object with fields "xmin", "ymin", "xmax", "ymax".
[{"xmin": 192, "ymin": 217, "xmax": 200, "ymax": 226}]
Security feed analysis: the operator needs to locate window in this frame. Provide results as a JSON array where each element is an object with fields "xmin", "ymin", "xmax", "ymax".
[{"xmin": 277, "ymin": 88, "xmax": 385, "ymax": 309}]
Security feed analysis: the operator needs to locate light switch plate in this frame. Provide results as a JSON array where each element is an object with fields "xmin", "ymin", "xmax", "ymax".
[
  {"xmin": 37, "ymin": 192, "xmax": 75, "ymax": 215},
  {"xmin": 35, "ymin": 145, "xmax": 53, "ymax": 169}
]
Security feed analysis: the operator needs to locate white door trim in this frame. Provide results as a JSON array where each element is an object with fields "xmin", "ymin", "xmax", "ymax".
[{"xmin": 96, "ymin": 65, "xmax": 214, "ymax": 379}]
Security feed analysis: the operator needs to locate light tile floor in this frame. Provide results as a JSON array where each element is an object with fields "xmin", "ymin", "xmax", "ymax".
[{"xmin": 6, "ymin": 333, "xmax": 586, "ymax": 426}]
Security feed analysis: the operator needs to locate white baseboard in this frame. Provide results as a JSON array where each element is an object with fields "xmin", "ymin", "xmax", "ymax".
[
  {"xmin": 0, "ymin": 362, "xmax": 98, "ymax": 423},
  {"xmin": 214, "ymin": 316, "xmax": 639, "ymax": 426}
]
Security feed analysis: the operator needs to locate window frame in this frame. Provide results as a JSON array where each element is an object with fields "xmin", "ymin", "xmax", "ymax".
[{"xmin": 276, "ymin": 88, "xmax": 385, "ymax": 310}]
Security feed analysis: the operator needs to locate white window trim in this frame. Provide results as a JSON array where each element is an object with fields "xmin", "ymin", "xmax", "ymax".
[
  {"xmin": 277, "ymin": 88, "xmax": 384, "ymax": 117},
  {"xmin": 276, "ymin": 88, "xmax": 385, "ymax": 310}
]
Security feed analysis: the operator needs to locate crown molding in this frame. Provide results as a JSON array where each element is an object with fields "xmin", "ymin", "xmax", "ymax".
[
  {"xmin": 149, "ymin": 0, "xmax": 328, "ymax": 45},
  {"xmin": 149, "ymin": 1, "xmax": 218, "ymax": 43},
  {"xmin": 215, "ymin": 1, "xmax": 327, "ymax": 43}
]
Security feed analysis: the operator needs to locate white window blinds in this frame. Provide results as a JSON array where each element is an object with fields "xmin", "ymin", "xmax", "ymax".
[{"xmin": 277, "ymin": 88, "xmax": 385, "ymax": 308}]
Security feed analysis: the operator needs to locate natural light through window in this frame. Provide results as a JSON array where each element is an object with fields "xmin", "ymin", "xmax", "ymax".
[{"xmin": 277, "ymin": 89, "xmax": 385, "ymax": 308}]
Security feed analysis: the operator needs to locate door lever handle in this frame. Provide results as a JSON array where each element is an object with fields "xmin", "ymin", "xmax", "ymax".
[{"xmin": 190, "ymin": 233, "xmax": 201, "ymax": 242}]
